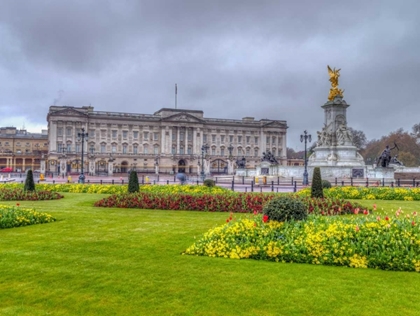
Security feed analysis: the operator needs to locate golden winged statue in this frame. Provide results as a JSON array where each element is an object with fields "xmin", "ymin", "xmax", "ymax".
[{"xmin": 327, "ymin": 65, "xmax": 344, "ymax": 101}]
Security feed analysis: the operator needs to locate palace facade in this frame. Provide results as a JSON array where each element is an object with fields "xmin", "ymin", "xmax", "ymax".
[
  {"xmin": 46, "ymin": 106, "xmax": 288, "ymax": 176},
  {"xmin": 0, "ymin": 127, "xmax": 48, "ymax": 172}
]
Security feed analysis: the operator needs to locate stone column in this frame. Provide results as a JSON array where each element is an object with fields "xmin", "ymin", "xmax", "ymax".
[
  {"xmin": 177, "ymin": 127, "xmax": 180, "ymax": 154},
  {"xmin": 40, "ymin": 159, "xmax": 46, "ymax": 174},
  {"xmin": 108, "ymin": 161, "xmax": 113, "ymax": 176},
  {"xmin": 60, "ymin": 159, "xmax": 67, "ymax": 177},
  {"xmin": 161, "ymin": 128, "xmax": 166, "ymax": 154},
  {"xmin": 228, "ymin": 159, "xmax": 234, "ymax": 175},
  {"xmin": 89, "ymin": 159, "xmax": 96, "ymax": 176}
]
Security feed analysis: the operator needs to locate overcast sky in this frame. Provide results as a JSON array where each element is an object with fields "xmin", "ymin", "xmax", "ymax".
[{"xmin": 1, "ymin": 0, "xmax": 419, "ymax": 149}]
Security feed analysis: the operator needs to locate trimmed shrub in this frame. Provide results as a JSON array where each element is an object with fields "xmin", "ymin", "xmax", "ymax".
[
  {"xmin": 311, "ymin": 167, "xmax": 324, "ymax": 198},
  {"xmin": 322, "ymin": 180, "xmax": 332, "ymax": 189},
  {"xmin": 262, "ymin": 195, "xmax": 307, "ymax": 222},
  {"xmin": 203, "ymin": 179, "xmax": 215, "ymax": 187},
  {"xmin": 128, "ymin": 171, "xmax": 139, "ymax": 193},
  {"xmin": 24, "ymin": 169, "xmax": 36, "ymax": 192}
]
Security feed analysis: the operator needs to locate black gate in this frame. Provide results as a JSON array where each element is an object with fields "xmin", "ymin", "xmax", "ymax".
[{"xmin": 210, "ymin": 159, "xmax": 228, "ymax": 174}]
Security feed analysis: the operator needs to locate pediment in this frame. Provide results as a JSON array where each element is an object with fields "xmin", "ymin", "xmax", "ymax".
[
  {"xmin": 262, "ymin": 121, "xmax": 288, "ymax": 129},
  {"xmin": 50, "ymin": 108, "xmax": 88, "ymax": 118},
  {"xmin": 163, "ymin": 113, "xmax": 204, "ymax": 123}
]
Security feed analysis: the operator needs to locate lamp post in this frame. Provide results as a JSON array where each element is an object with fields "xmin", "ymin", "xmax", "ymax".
[
  {"xmin": 77, "ymin": 128, "xmax": 89, "ymax": 183},
  {"xmin": 200, "ymin": 144, "xmax": 209, "ymax": 181},
  {"xmin": 300, "ymin": 130, "xmax": 312, "ymax": 185},
  {"xmin": 227, "ymin": 144, "xmax": 234, "ymax": 158}
]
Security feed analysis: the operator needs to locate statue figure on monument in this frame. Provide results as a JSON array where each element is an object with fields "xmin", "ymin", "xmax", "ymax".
[
  {"xmin": 236, "ymin": 157, "xmax": 246, "ymax": 169},
  {"xmin": 377, "ymin": 143, "xmax": 398, "ymax": 168},
  {"xmin": 327, "ymin": 65, "xmax": 344, "ymax": 101},
  {"xmin": 336, "ymin": 123, "xmax": 353, "ymax": 145},
  {"xmin": 262, "ymin": 151, "xmax": 278, "ymax": 164},
  {"xmin": 390, "ymin": 155, "xmax": 403, "ymax": 166}
]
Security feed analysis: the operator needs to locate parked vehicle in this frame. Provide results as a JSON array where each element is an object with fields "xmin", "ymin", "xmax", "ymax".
[{"xmin": 0, "ymin": 167, "xmax": 13, "ymax": 173}]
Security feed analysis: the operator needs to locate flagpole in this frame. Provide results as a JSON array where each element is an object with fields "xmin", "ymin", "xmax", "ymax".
[{"xmin": 175, "ymin": 83, "xmax": 177, "ymax": 109}]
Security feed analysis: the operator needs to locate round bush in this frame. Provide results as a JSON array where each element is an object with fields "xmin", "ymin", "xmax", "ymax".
[
  {"xmin": 322, "ymin": 180, "xmax": 332, "ymax": 189},
  {"xmin": 203, "ymin": 179, "xmax": 215, "ymax": 187},
  {"xmin": 263, "ymin": 195, "xmax": 308, "ymax": 222}
]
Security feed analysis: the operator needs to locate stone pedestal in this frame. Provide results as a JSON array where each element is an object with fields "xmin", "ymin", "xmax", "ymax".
[{"xmin": 308, "ymin": 95, "xmax": 365, "ymax": 174}]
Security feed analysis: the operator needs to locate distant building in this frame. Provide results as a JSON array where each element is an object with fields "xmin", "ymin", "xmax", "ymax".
[
  {"xmin": 0, "ymin": 127, "xmax": 48, "ymax": 171},
  {"xmin": 46, "ymin": 106, "xmax": 288, "ymax": 176}
]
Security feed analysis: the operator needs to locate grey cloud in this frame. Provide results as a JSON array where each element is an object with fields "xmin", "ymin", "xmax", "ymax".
[{"xmin": 0, "ymin": 0, "xmax": 420, "ymax": 149}]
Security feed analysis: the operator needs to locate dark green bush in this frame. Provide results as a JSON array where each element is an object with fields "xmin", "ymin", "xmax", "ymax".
[
  {"xmin": 203, "ymin": 179, "xmax": 215, "ymax": 187},
  {"xmin": 128, "ymin": 171, "xmax": 139, "ymax": 193},
  {"xmin": 311, "ymin": 167, "xmax": 324, "ymax": 198},
  {"xmin": 262, "ymin": 195, "xmax": 307, "ymax": 222},
  {"xmin": 322, "ymin": 180, "xmax": 332, "ymax": 189},
  {"xmin": 24, "ymin": 169, "xmax": 36, "ymax": 192}
]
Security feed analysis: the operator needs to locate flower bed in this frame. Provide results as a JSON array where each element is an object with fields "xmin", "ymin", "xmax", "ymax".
[
  {"xmin": 184, "ymin": 211, "xmax": 420, "ymax": 272},
  {"xmin": 94, "ymin": 191, "xmax": 368, "ymax": 214},
  {"xmin": 298, "ymin": 186, "xmax": 420, "ymax": 201},
  {"xmin": 0, "ymin": 187, "xmax": 64, "ymax": 201},
  {"xmin": 0, "ymin": 183, "xmax": 228, "ymax": 195},
  {"xmin": 0, "ymin": 204, "xmax": 56, "ymax": 229}
]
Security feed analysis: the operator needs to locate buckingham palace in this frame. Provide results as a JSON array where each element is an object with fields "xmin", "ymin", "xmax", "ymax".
[{"xmin": 46, "ymin": 105, "xmax": 288, "ymax": 176}]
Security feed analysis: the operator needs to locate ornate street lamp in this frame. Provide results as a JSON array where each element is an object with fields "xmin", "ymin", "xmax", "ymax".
[
  {"xmin": 227, "ymin": 144, "xmax": 234, "ymax": 158},
  {"xmin": 200, "ymin": 144, "xmax": 209, "ymax": 181},
  {"xmin": 300, "ymin": 130, "xmax": 312, "ymax": 185},
  {"xmin": 77, "ymin": 128, "xmax": 89, "ymax": 183}
]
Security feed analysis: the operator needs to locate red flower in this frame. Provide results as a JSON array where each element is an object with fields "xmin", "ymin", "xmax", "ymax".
[
  {"xmin": 412, "ymin": 221, "xmax": 416, "ymax": 226},
  {"xmin": 363, "ymin": 209, "xmax": 368, "ymax": 215},
  {"xmin": 385, "ymin": 216, "xmax": 389, "ymax": 221},
  {"xmin": 16, "ymin": 203, "xmax": 20, "ymax": 207},
  {"xmin": 263, "ymin": 215, "xmax": 269, "ymax": 223}
]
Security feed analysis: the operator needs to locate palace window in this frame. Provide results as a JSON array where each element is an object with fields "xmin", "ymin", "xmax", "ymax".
[
  {"xmin": 187, "ymin": 147, "xmax": 192, "ymax": 154},
  {"xmin": 66, "ymin": 127, "xmax": 72, "ymax": 136},
  {"xmin": 154, "ymin": 132, "xmax": 159, "ymax": 141},
  {"xmin": 123, "ymin": 144, "xmax": 127, "ymax": 154},
  {"xmin": 123, "ymin": 131, "xmax": 128, "ymax": 139},
  {"xmin": 112, "ymin": 130, "xmax": 117, "ymax": 138},
  {"xmin": 57, "ymin": 127, "xmax": 63, "ymax": 136},
  {"xmin": 100, "ymin": 144, "xmax": 106, "ymax": 153},
  {"xmin": 154, "ymin": 145, "xmax": 159, "ymax": 154},
  {"xmin": 133, "ymin": 145, "xmax": 138, "ymax": 154},
  {"xmin": 254, "ymin": 137, "xmax": 258, "ymax": 144},
  {"xmin": 238, "ymin": 136, "xmax": 242, "ymax": 143},
  {"xmin": 221, "ymin": 135, "xmax": 225, "ymax": 142},
  {"xmin": 133, "ymin": 131, "xmax": 139, "ymax": 139},
  {"xmin": 229, "ymin": 135, "xmax": 233, "ymax": 143},
  {"xmin": 112, "ymin": 144, "xmax": 117, "ymax": 153}
]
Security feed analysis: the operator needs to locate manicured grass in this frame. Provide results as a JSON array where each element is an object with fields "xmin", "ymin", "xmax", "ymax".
[{"xmin": 1, "ymin": 194, "xmax": 420, "ymax": 315}]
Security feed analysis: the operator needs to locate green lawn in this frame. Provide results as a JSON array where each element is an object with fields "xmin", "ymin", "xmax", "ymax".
[{"xmin": 1, "ymin": 194, "xmax": 419, "ymax": 316}]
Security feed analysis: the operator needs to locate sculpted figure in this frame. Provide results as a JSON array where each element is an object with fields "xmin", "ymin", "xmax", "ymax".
[
  {"xmin": 336, "ymin": 124, "xmax": 353, "ymax": 145},
  {"xmin": 377, "ymin": 143, "xmax": 398, "ymax": 167},
  {"xmin": 327, "ymin": 65, "xmax": 344, "ymax": 101}
]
